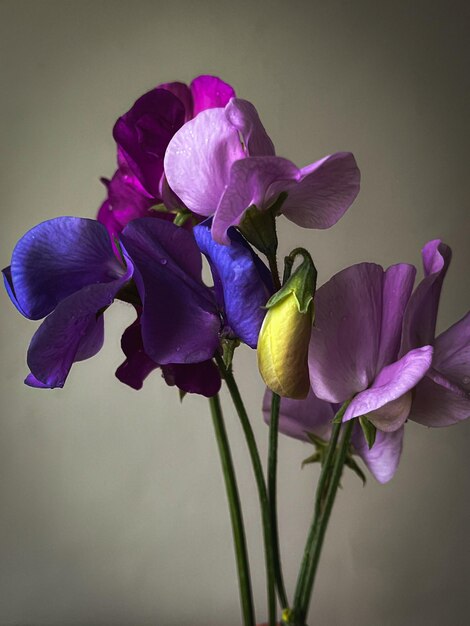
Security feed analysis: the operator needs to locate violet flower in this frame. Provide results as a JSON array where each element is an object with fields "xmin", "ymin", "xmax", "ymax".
[
  {"xmin": 263, "ymin": 390, "xmax": 403, "ymax": 484},
  {"xmin": 2, "ymin": 218, "xmax": 133, "ymax": 388},
  {"xmin": 308, "ymin": 262, "xmax": 434, "ymax": 432},
  {"xmin": 98, "ymin": 76, "xmax": 236, "ymax": 237},
  {"xmin": 401, "ymin": 240, "xmax": 470, "ymax": 426},
  {"xmin": 164, "ymin": 98, "xmax": 360, "ymax": 244}
]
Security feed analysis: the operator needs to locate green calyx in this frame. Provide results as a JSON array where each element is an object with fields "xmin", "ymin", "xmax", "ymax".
[
  {"xmin": 265, "ymin": 248, "xmax": 317, "ymax": 314},
  {"xmin": 237, "ymin": 192, "xmax": 287, "ymax": 257}
]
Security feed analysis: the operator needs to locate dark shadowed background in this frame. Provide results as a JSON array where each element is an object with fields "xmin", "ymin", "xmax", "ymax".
[{"xmin": 1, "ymin": 1, "xmax": 469, "ymax": 624}]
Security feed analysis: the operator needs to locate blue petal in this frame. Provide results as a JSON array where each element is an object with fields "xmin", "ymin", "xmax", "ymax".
[
  {"xmin": 6, "ymin": 217, "xmax": 127, "ymax": 320},
  {"xmin": 194, "ymin": 220, "xmax": 273, "ymax": 348}
]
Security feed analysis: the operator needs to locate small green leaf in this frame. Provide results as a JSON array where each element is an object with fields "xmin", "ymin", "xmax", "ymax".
[
  {"xmin": 345, "ymin": 455, "xmax": 367, "ymax": 485},
  {"xmin": 359, "ymin": 415, "xmax": 377, "ymax": 449},
  {"xmin": 301, "ymin": 451, "xmax": 321, "ymax": 468}
]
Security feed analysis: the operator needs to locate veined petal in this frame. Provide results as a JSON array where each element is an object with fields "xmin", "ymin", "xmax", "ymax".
[
  {"xmin": 211, "ymin": 156, "xmax": 298, "ymax": 244},
  {"xmin": 121, "ymin": 219, "xmax": 220, "ymax": 365},
  {"xmin": 225, "ymin": 98, "xmax": 275, "ymax": 156},
  {"xmin": 280, "ymin": 152, "xmax": 360, "ymax": 229},
  {"xmin": 400, "ymin": 239, "xmax": 452, "ymax": 353},
  {"xmin": 352, "ymin": 424, "xmax": 404, "ymax": 484},
  {"xmin": 343, "ymin": 346, "xmax": 434, "ymax": 430},
  {"xmin": 194, "ymin": 221, "xmax": 272, "ymax": 347},
  {"xmin": 262, "ymin": 388, "xmax": 335, "ymax": 443},
  {"xmin": 164, "ymin": 108, "xmax": 245, "ymax": 217},
  {"xmin": 376, "ymin": 264, "xmax": 416, "ymax": 371},
  {"xmin": 308, "ymin": 263, "xmax": 384, "ymax": 403},
  {"xmin": 3, "ymin": 218, "xmax": 127, "ymax": 320},
  {"xmin": 409, "ymin": 372, "xmax": 470, "ymax": 427},
  {"xmin": 433, "ymin": 310, "xmax": 470, "ymax": 390},
  {"xmin": 190, "ymin": 75, "xmax": 236, "ymax": 118}
]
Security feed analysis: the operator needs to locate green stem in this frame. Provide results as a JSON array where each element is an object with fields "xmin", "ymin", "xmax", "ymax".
[
  {"xmin": 292, "ymin": 418, "xmax": 354, "ymax": 625},
  {"xmin": 268, "ymin": 253, "xmax": 282, "ymax": 291},
  {"xmin": 268, "ymin": 392, "xmax": 289, "ymax": 610},
  {"xmin": 216, "ymin": 354, "xmax": 277, "ymax": 626},
  {"xmin": 209, "ymin": 394, "xmax": 255, "ymax": 626}
]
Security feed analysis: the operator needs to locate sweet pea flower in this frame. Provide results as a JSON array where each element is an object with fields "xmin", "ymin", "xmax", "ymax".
[
  {"xmin": 115, "ymin": 218, "xmax": 271, "ymax": 385},
  {"xmin": 401, "ymin": 240, "xmax": 470, "ymax": 427},
  {"xmin": 2, "ymin": 218, "xmax": 134, "ymax": 388},
  {"xmin": 164, "ymin": 98, "xmax": 360, "ymax": 244},
  {"xmin": 98, "ymin": 76, "xmax": 236, "ymax": 237},
  {"xmin": 308, "ymin": 262, "xmax": 434, "ymax": 432},
  {"xmin": 263, "ymin": 390, "xmax": 404, "ymax": 483}
]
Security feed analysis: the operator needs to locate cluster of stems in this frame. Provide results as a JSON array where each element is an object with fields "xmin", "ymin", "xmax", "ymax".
[{"xmin": 208, "ymin": 251, "xmax": 354, "ymax": 626}]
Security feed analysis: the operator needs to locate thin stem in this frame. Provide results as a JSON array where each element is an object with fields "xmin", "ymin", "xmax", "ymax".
[
  {"xmin": 268, "ymin": 392, "xmax": 289, "ymax": 610},
  {"xmin": 216, "ymin": 354, "xmax": 277, "ymax": 626},
  {"xmin": 292, "ymin": 419, "xmax": 354, "ymax": 625},
  {"xmin": 267, "ymin": 253, "xmax": 282, "ymax": 291},
  {"xmin": 209, "ymin": 394, "xmax": 255, "ymax": 626}
]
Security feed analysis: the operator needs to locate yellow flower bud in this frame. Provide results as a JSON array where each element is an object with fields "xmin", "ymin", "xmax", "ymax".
[{"xmin": 257, "ymin": 291, "xmax": 313, "ymax": 399}]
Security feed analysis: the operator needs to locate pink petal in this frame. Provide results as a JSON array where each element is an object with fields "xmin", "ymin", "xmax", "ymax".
[
  {"xmin": 225, "ymin": 98, "xmax": 275, "ymax": 156},
  {"xmin": 281, "ymin": 152, "xmax": 360, "ymax": 229}
]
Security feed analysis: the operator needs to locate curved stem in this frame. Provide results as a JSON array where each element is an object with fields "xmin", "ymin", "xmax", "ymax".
[
  {"xmin": 268, "ymin": 392, "xmax": 289, "ymax": 610},
  {"xmin": 291, "ymin": 418, "xmax": 354, "ymax": 625},
  {"xmin": 209, "ymin": 394, "xmax": 255, "ymax": 626},
  {"xmin": 216, "ymin": 354, "xmax": 277, "ymax": 626}
]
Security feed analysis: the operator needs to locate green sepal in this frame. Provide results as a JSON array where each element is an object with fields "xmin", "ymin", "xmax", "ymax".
[
  {"xmin": 178, "ymin": 389, "xmax": 187, "ymax": 402},
  {"xmin": 173, "ymin": 210, "xmax": 193, "ymax": 227},
  {"xmin": 332, "ymin": 399, "xmax": 351, "ymax": 424},
  {"xmin": 221, "ymin": 338, "xmax": 240, "ymax": 369},
  {"xmin": 301, "ymin": 451, "xmax": 322, "ymax": 468},
  {"xmin": 359, "ymin": 415, "xmax": 377, "ymax": 449},
  {"xmin": 306, "ymin": 431, "xmax": 328, "ymax": 449},
  {"xmin": 237, "ymin": 199, "xmax": 281, "ymax": 258},
  {"xmin": 345, "ymin": 454, "xmax": 367, "ymax": 485},
  {"xmin": 149, "ymin": 203, "xmax": 171, "ymax": 213},
  {"xmin": 265, "ymin": 248, "xmax": 317, "ymax": 314}
]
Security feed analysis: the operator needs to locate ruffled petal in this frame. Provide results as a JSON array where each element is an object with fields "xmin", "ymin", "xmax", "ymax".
[
  {"xmin": 433, "ymin": 310, "xmax": 470, "ymax": 390},
  {"xmin": 115, "ymin": 312, "xmax": 159, "ymax": 390},
  {"xmin": 308, "ymin": 263, "xmax": 384, "ymax": 403},
  {"xmin": 262, "ymin": 388, "xmax": 334, "ymax": 442},
  {"xmin": 190, "ymin": 75, "xmax": 236, "ymax": 118},
  {"xmin": 113, "ymin": 88, "xmax": 185, "ymax": 197},
  {"xmin": 409, "ymin": 371, "xmax": 470, "ymax": 427},
  {"xmin": 351, "ymin": 424, "xmax": 404, "ymax": 484},
  {"xmin": 164, "ymin": 108, "xmax": 245, "ymax": 217},
  {"xmin": 343, "ymin": 346, "xmax": 433, "ymax": 430},
  {"xmin": 400, "ymin": 240, "xmax": 452, "ymax": 353},
  {"xmin": 211, "ymin": 156, "xmax": 298, "ymax": 244},
  {"xmin": 194, "ymin": 221, "xmax": 272, "ymax": 347},
  {"xmin": 158, "ymin": 81, "xmax": 193, "ymax": 120},
  {"xmin": 225, "ymin": 98, "xmax": 275, "ymax": 156},
  {"xmin": 162, "ymin": 360, "xmax": 221, "ymax": 397},
  {"xmin": 376, "ymin": 264, "xmax": 416, "ymax": 371},
  {"xmin": 120, "ymin": 219, "xmax": 220, "ymax": 365},
  {"xmin": 4, "ymin": 218, "xmax": 127, "ymax": 320},
  {"xmin": 280, "ymin": 152, "xmax": 360, "ymax": 229}
]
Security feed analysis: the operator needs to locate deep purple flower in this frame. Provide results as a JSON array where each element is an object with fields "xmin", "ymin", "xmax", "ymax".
[
  {"xmin": 98, "ymin": 76, "xmax": 236, "ymax": 237},
  {"xmin": 115, "ymin": 311, "xmax": 221, "ymax": 397},
  {"xmin": 2, "ymin": 218, "xmax": 133, "ymax": 388},
  {"xmin": 308, "ymin": 262, "xmax": 434, "ymax": 432},
  {"xmin": 402, "ymin": 240, "xmax": 470, "ymax": 426},
  {"xmin": 119, "ymin": 218, "xmax": 272, "ymax": 368},
  {"xmin": 262, "ymin": 390, "xmax": 403, "ymax": 484},
  {"xmin": 164, "ymin": 98, "xmax": 360, "ymax": 244}
]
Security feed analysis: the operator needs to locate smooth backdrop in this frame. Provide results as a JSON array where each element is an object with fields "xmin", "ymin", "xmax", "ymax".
[{"xmin": 1, "ymin": 1, "xmax": 469, "ymax": 625}]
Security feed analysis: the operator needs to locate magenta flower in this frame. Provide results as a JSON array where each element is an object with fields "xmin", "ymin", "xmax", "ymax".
[
  {"xmin": 308, "ymin": 262, "xmax": 434, "ymax": 432},
  {"xmin": 263, "ymin": 390, "xmax": 404, "ymax": 484},
  {"xmin": 164, "ymin": 98, "xmax": 360, "ymax": 244},
  {"xmin": 98, "ymin": 76, "xmax": 236, "ymax": 238},
  {"xmin": 402, "ymin": 240, "xmax": 470, "ymax": 427}
]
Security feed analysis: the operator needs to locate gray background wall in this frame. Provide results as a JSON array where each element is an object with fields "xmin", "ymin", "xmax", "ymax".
[{"xmin": 0, "ymin": 1, "xmax": 469, "ymax": 624}]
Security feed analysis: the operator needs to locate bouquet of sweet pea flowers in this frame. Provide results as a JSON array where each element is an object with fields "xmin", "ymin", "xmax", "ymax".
[{"xmin": 3, "ymin": 74, "xmax": 470, "ymax": 626}]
